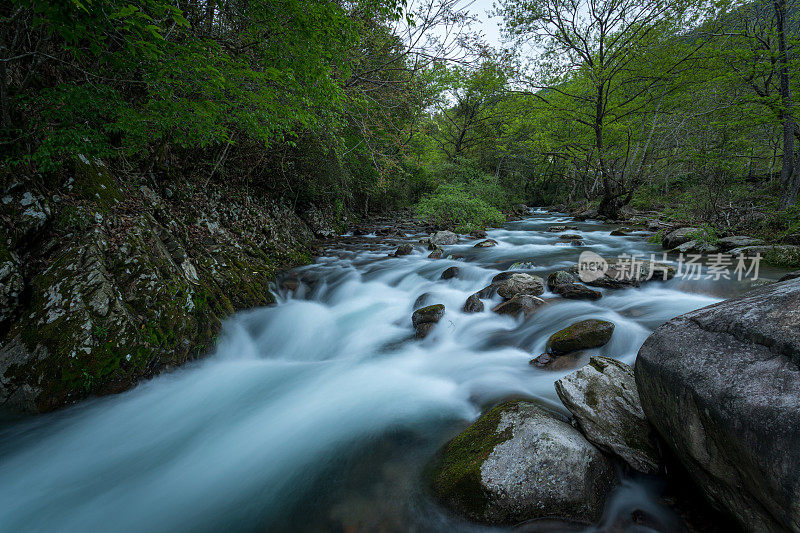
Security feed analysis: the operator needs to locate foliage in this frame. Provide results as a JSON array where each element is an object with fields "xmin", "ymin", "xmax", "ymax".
[{"xmin": 415, "ymin": 182, "xmax": 506, "ymax": 233}]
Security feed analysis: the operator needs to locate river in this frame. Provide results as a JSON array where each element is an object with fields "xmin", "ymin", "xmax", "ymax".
[{"xmin": 0, "ymin": 210, "xmax": 780, "ymax": 532}]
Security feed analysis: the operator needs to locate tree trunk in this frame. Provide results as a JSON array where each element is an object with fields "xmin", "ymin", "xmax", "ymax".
[{"xmin": 774, "ymin": 0, "xmax": 799, "ymax": 207}]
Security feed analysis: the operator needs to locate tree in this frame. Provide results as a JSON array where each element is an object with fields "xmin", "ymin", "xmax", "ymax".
[{"xmin": 498, "ymin": 0, "xmax": 723, "ymax": 217}]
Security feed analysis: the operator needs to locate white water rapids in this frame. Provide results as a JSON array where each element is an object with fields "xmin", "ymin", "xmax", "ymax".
[{"xmin": 0, "ymin": 211, "xmax": 779, "ymax": 532}]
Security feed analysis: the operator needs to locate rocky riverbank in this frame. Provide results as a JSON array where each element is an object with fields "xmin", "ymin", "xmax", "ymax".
[
  {"xmin": 411, "ymin": 212, "xmax": 799, "ymax": 531},
  {"xmin": 0, "ymin": 160, "xmax": 338, "ymax": 412}
]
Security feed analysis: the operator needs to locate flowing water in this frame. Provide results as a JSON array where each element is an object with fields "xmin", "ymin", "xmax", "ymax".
[{"xmin": 0, "ymin": 211, "xmax": 784, "ymax": 532}]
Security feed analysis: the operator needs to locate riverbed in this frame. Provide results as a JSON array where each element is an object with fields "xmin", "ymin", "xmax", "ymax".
[{"xmin": 0, "ymin": 210, "xmax": 782, "ymax": 532}]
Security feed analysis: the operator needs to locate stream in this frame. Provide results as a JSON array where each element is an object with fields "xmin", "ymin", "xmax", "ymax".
[{"xmin": 0, "ymin": 210, "xmax": 782, "ymax": 532}]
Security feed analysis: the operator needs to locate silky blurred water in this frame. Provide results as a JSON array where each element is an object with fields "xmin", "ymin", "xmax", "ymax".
[{"xmin": 0, "ymin": 212, "xmax": 780, "ymax": 532}]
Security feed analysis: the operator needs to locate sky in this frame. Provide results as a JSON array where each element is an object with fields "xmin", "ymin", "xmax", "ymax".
[{"xmin": 467, "ymin": 0, "xmax": 504, "ymax": 50}]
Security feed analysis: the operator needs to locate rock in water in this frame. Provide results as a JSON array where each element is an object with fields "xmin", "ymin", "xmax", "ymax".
[
  {"xmin": 427, "ymin": 400, "xmax": 616, "ymax": 525},
  {"xmin": 430, "ymin": 231, "xmax": 458, "ymax": 246},
  {"xmin": 554, "ymin": 283, "xmax": 602, "ymax": 300},
  {"xmin": 496, "ymin": 273, "xmax": 545, "ymax": 299},
  {"xmin": 440, "ymin": 266, "xmax": 460, "ymax": 280},
  {"xmin": 547, "ymin": 270, "xmax": 576, "ymax": 291},
  {"xmin": 492, "ymin": 294, "xmax": 546, "ymax": 318},
  {"xmin": 474, "ymin": 239, "xmax": 498, "ymax": 248},
  {"xmin": 547, "ymin": 320, "xmax": 614, "ymax": 355},
  {"xmin": 661, "ymin": 227, "xmax": 698, "ymax": 249},
  {"xmin": 393, "ymin": 244, "xmax": 413, "ymax": 256},
  {"xmin": 635, "ymin": 279, "xmax": 800, "ymax": 532},
  {"xmin": 555, "ymin": 357, "xmax": 660, "ymax": 474},
  {"xmin": 428, "ymin": 248, "xmax": 444, "ymax": 259},
  {"xmin": 462, "ymin": 294, "xmax": 484, "ymax": 313},
  {"xmin": 411, "ymin": 304, "xmax": 444, "ymax": 338}
]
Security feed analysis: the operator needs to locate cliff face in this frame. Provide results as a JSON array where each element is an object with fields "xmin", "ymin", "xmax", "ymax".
[{"xmin": 0, "ymin": 159, "xmax": 332, "ymax": 412}]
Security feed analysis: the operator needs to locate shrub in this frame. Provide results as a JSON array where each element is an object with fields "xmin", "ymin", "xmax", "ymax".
[
  {"xmin": 687, "ymin": 224, "xmax": 718, "ymax": 245},
  {"xmin": 415, "ymin": 183, "xmax": 506, "ymax": 232}
]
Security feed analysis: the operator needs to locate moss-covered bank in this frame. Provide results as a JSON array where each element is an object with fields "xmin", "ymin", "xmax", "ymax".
[{"xmin": 0, "ymin": 159, "xmax": 333, "ymax": 412}]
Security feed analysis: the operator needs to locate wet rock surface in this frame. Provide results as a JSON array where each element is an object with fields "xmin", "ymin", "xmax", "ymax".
[
  {"xmin": 547, "ymin": 319, "xmax": 615, "ymax": 355},
  {"xmin": 496, "ymin": 273, "xmax": 545, "ymax": 299},
  {"xmin": 636, "ymin": 278, "xmax": 800, "ymax": 532},
  {"xmin": 555, "ymin": 357, "xmax": 660, "ymax": 473},
  {"xmin": 427, "ymin": 400, "xmax": 617, "ymax": 526},
  {"xmin": 412, "ymin": 304, "xmax": 445, "ymax": 338},
  {"xmin": 0, "ymin": 161, "xmax": 320, "ymax": 412}
]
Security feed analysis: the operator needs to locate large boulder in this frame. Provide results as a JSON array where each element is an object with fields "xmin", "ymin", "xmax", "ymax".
[
  {"xmin": 635, "ymin": 279, "xmax": 800, "ymax": 532},
  {"xmin": 430, "ymin": 231, "xmax": 458, "ymax": 246},
  {"xmin": 662, "ymin": 227, "xmax": 699, "ymax": 249},
  {"xmin": 555, "ymin": 357, "xmax": 660, "ymax": 474},
  {"xmin": 427, "ymin": 400, "xmax": 616, "ymax": 525},
  {"xmin": 547, "ymin": 319, "xmax": 614, "ymax": 355},
  {"xmin": 496, "ymin": 273, "xmax": 545, "ymax": 299}
]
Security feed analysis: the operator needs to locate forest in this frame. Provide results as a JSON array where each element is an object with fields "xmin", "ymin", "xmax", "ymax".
[
  {"xmin": 2, "ymin": 2, "xmax": 800, "ymax": 532},
  {"xmin": 3, "ymin": 0, "xmax": 800, "ymax": 239}
]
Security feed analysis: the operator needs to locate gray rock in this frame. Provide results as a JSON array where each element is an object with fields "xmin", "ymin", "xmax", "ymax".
[
  {"xmin": 728, "ymin": 244, "xmax": 800, "ymax": 257},
  {"xmin": 779, "ymin": 270, "xmax": 800, "ymax": 282},
  {"xmin": 492, "ymin": 294, "xmax": 546, "ymax": 318},
  {"xmin": 430, "ymin": 230, "xmax": 458, "ymax": 246},
  {"xmin": 554, "ymin": 283, "xmax": 602, "ymax": 300},
  {"xmin": 427, "ymin": 400, "xmax": 616, "ymax": 525},
  {"xmin": 496, "ymin": 273, "xmax": 545, "ymax": 299},
  {"xmin": 548, "ymin": 271, "xmax": 577, "ymax": 291},
  {"xmin": 661, "ymin": 227, "xmax": 698, "ymax": 249},
  {"xmin": 555, "ymin": 357, "xmax": 660, "ymax": 474},
  {"xmin": 474, "ymin": 239, "xmax": 498, "ymax": 248},
  {"xmin": 673, "ymin": 239, "xmax": 719, "ymax": 254},
  {"xmin": 547, "ymin": 320, "xmax": 615, "ymax": 355},
  {"xmin": 0, "ymin": 255, "xmax": 23, "ymax": 325},
  {"xmin": 547, "ymin": 225, "xmax": 567, "ymax": 232},
  {"xmin": 393, "ymin": 244, "xmax": 414, "ymax": 256},
  {"xmin": 440, "ymin": 266, "xmax": 460, "ymax": 280},
  {"xmin": 412, "ymin": 304, "xmax": 444, "ymax": 338},
  {"xmin": 462, "ymin": 294, "xmax": 484, "ymax": 313},
  {"xmin": 717, "ymin": 236, "xmax": 764, "ymax": 251},
  {"xmin": 635, "ymin": 279, "xmax": 800, "ymax": 532}
]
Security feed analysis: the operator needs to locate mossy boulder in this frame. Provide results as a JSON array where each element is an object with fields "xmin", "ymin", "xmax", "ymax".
[
  {"xmin": 427, "ymin": 400, "xmax": 617, "ymax": 525},
  {"xmin": 555, "ymin": 357, "xmax": 660, "ymax": 473},
  {"xmin": 474, "ymin": 239, "xmax": 498, "ymax": 248},
  {"xmin": 547, "ymin": 319, "xmax": 615, "ymax": 355}
]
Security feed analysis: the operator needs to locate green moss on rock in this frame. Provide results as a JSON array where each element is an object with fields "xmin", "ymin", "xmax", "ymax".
[
  {"xmin": 427, "ymin": 401, "xmax": 517, "ymax": 518},
  {"xmin": 547, "ymin": 319, "xmax": 615, "ymax": 355}
]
